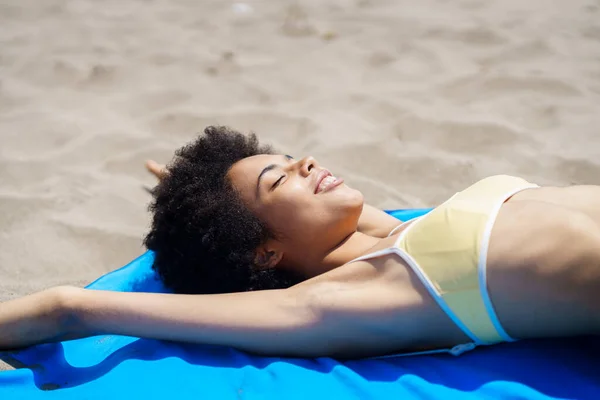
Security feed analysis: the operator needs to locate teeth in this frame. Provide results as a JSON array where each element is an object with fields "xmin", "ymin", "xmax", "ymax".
[{"xmin": 317, "ymin": 175, "xmax": 336, "ymax": 193}]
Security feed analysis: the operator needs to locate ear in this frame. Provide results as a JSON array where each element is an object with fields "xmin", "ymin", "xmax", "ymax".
[{"xmin": 254, "ymin": 240, "xmax": 284, "ymax": 270}]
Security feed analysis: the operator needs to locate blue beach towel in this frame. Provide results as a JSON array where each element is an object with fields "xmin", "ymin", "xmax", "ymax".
[{"xmin": 1, "ymin": 209, "xmax": 598, "ymax": 399}]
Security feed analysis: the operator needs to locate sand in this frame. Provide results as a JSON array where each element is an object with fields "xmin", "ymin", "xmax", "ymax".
[{"xmin": 1, "ymin": 0, "xmax": 599, "ymax": 370}]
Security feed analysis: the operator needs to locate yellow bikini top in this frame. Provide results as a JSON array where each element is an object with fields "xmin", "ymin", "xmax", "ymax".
[{"xmin": 350, "ymin": 175, "xmax": 539, "ymax": 357}]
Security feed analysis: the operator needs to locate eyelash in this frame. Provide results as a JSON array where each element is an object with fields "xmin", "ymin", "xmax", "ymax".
[
  {"xmin": 271, "ymin": 156, "xmax": 293, "ymax": 189},
  {"xmin": 272, "ymin": 175, "xmax": 285, "ymax": 189}
]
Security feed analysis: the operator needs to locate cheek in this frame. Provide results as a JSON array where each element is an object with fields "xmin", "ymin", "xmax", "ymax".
[
  {"xmin": 260, "ymin": 184, "xmax": 363, "ymax": 238},
  {"xmin": 269, "ymin": 191, "xmax": 313, "ymax": 222},
  {"xmin": 261, "ymin": 191, "xmax": 316, "ymax": 233}
]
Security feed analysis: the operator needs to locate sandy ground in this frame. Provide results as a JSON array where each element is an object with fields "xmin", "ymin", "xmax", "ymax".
[{"xmin": 1, "ymin": 0, "xmax": 599, "ymax": 370}]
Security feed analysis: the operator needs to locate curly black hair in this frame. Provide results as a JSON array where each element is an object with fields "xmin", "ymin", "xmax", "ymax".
[{"xmin": 144, "ymin": 126, "xmax": 304, "ymax": 294}]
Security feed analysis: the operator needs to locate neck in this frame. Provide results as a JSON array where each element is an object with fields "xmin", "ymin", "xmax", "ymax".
[
  {"xmin": 278, "ymin": 231, "xmax": 382, "ymax": 280},
  {"xmin": 316, "ymin": 231, "xmax": 381, "ymax": 275}
]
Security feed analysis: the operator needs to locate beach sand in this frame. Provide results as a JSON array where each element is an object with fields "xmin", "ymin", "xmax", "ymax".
[{"xmin": 1, "ymin": 0, "xmax": 599, "ymax": 370}]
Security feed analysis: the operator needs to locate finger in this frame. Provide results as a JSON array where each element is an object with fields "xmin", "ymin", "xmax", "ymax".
[{"xmin": 145, "ymin": 160, "xmax": 168, "ymax": 180}]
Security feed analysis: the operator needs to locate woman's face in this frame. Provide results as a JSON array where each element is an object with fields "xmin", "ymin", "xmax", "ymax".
[{"xmin": 227, "ymin": 154, "xmax": 364, "ymax": 275}]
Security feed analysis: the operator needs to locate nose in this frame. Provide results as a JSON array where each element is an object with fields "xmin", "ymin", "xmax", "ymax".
[{"xmin": 297, "ymin": 156, "xmax": 317, "ymax": 177}]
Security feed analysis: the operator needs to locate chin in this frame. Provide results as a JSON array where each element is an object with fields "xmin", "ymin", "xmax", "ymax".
[
  {"xmin": 324, "ymin": 185, "xmax": 363, "ymax": 223},
  {"xmin": 339, "ymin": 188, "xmax": 364, "ymax": 220},
  {"xmin": 342, "ymin": 185, "xmax": 364, "ymax": 207}
]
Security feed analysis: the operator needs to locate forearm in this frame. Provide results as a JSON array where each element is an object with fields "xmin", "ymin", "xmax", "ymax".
[{"xmin": 0, "ymin": 286, "xmax": 78, "ymax": 350}]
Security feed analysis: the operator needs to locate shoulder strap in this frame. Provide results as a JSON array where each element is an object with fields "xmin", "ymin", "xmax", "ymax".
[{"xmin": 346, "ymin": 248, "xmax": 399, "ymax": 264}]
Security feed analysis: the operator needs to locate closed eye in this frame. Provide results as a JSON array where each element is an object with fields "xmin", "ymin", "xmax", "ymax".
[{"xmin": 272, "ymin": 175, "xmax": 285, "ymax": 189}]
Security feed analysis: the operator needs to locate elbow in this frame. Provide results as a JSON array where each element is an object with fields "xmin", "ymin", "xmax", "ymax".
[{"xmin": 49, "ymin": 286, "xmax": 87, "ymax": 338}]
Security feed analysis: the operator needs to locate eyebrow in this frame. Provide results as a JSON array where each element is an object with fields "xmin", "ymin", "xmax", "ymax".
[{"xmin": 256, "ymin": 155, "xmax": 293, "ymax": 198}]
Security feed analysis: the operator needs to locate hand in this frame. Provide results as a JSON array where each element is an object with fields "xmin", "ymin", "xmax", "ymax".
[{"xmin": 145, "ymin": 160, "xmax": 168, "ymax": 181}]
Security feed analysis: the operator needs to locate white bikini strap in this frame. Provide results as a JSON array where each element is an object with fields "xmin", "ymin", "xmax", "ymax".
[
  {"xmin": 387, "ymin": 217, "xmax": 424, "ymax": 238},
  {"xmin": 347, "ymin": 248, "xmax": 399, "ymax": 264},
  {"xmin": 348, "ymin": 216, "xmax": 424, "ymax": 264},
  {"xmin": 387, "ymin": 222, "xmax": 406, "ymax": 237}
]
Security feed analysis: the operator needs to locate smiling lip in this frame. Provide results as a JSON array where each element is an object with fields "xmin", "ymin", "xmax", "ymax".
[
  {"xmin": 314, "ymin": 170, "xmax": 332, "ymax": 194},
  {"xmin": 314, "ymin": 169, "xmax": 344, "ymax": 194}
]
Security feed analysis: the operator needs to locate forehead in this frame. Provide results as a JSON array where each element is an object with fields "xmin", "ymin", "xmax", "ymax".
[{"xmin": 229, "ymin": 154, "xmax": 278, "ymax": 178}]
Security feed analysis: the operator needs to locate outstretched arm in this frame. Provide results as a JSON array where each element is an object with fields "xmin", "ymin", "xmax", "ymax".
[
  {"xmin": 0, "ymin": 280, "xmax": 390, "ymax": 357},
  {"xmin": 1, "ymin": 259, "xmax": 407, "ymax": 359},
  {"xmin": 0, "ymin": 284, "xmax": 336, "ymax": 358}
]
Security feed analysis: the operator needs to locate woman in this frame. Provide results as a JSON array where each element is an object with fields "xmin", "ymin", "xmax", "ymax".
[{"xmin": 1, "ymin": 126, "xmax": 599, "ymax": 359}]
